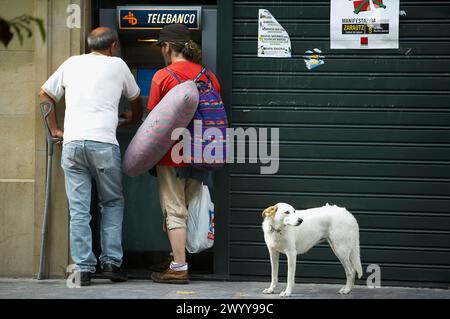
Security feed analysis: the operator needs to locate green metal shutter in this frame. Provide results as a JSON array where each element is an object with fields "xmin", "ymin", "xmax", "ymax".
[{"xmin": 229, "ymin": 0, "xmax": 450, "ymax": 285}]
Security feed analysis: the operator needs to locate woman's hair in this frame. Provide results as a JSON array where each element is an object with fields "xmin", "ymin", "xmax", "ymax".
[{"xmin": 166, "ymin": 40, "xmax": 202, "ymax": 64}]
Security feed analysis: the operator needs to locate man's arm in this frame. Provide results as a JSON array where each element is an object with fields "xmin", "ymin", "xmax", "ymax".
[
  {"xmin": 120, "ymin": 58, "xmax": 142, "ymax": 125},
  {"xmin": 38, "ymin": 58, "xmax": 66, "ymax": 139},
  {"xmin": 120, "ymin": 95, "xmax": 143, "ymax": 126},
  {"xmin": 130, "ymin": 95, "xmax": 143, "ymax": 123},
  {"xmin": 37, "ymin": 90, "xmax": 64, "ymax": 139}
]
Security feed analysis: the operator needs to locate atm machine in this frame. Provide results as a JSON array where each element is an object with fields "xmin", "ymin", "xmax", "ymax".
[{"xmin": 92, "ymin": 5, "xmax": 217, "ymax": 277}]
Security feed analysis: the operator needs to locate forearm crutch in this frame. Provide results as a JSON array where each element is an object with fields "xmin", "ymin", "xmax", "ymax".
[{"xmin": 37, "ymin": 101, "xmax": 62, "ymax": 280}]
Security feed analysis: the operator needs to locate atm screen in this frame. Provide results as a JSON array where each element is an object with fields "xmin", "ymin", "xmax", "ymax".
[{"xmin": 137, "ymin": 68, "xmax": 158, "ymax": 97}]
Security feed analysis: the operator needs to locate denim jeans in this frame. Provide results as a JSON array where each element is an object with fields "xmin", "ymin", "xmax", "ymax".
[{"xmin": 61, "ymin": 140, "xmax": 124, "ymax": 273}]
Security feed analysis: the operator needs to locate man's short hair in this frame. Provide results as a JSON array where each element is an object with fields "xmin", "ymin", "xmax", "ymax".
[{"xmin": 87, "ymin": 28, "xmax": 118, "ymax": 51}]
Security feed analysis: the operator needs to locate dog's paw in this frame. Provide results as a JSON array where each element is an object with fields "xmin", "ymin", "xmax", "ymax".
[
  {"xmin": 338, "ymin": 287, "xmax": 352, "ymax": 295},
  {"xmin": 262, "ymin": 288, "xmax": 275, "ymax": 294},
  {"xmin": 279, "ymin": 290, "xmax": 291, "ymax": 297}
]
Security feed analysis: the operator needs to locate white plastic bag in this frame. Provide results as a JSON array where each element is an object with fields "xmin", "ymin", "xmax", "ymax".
[{"xmin": 186, "ymin": 185, "xmax": 215, "ymax": 253}]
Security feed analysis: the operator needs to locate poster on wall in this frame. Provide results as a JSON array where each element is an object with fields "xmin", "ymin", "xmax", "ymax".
[
  {"xmin": 330, "ymin": 0, "xmax": 400, "ymax": 49},
  {"xmin": 258, "ymin": 9, "xmax": 291, "ymax": 58}
]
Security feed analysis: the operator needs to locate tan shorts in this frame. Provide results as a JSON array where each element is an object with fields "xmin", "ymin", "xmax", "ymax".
[{"xmin": 156, "ymin": 165, "xmax": 202, "ymax": 231}]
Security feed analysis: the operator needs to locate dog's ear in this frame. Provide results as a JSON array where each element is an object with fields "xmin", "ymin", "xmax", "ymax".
[{"xmin": 262, "ymin": 205, "xmax": 278, "ymax": 218}]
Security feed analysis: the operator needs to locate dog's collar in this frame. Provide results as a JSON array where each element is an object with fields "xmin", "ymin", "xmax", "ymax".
[{"xmin": 269, "ymin": 225, "xmax": 284, "ymax": 234}]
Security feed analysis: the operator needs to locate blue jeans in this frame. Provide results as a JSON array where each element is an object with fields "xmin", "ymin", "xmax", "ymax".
[{"xmin": 61, "ymin": 140, "xmax": 124, "ymax": 273}]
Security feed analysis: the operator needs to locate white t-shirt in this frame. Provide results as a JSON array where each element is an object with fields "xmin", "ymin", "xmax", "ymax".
[{"xmin": 41, "ymin": 53, "xmax": 140, "ymax": 146}]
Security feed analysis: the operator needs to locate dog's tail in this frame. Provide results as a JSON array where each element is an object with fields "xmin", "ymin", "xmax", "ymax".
[{"xmin": 350, "ymin": 236, "xmax": 363, "ymax": 279}]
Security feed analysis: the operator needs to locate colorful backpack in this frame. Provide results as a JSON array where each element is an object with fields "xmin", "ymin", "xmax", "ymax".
[{"xmin": 165, "ymin": 67, "xmax": 228, "ymax": 169}]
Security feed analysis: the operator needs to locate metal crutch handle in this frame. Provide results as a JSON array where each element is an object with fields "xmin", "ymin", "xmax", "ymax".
[{"xmin": 40, "ymin": 101, "xmax": 63, "ymax": 154}]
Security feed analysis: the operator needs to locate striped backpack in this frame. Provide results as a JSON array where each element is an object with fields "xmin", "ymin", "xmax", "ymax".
[{"xmin": 165, "ymin": 67, "xmax": 228, "ymax": 169}]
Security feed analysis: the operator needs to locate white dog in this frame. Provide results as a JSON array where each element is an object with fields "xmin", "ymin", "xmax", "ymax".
[{"xmin": 261, "ymin": 203, "xmax": 362, "ymax": 297}]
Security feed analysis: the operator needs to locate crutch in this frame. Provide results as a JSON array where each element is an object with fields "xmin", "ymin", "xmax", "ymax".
[{"xmin": 37, "ymin": 101, "xmax": 63, "ymax": 280}]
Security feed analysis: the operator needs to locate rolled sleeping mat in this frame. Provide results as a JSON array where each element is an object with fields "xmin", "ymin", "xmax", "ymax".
[{"xmin": 123, "ymin": 80, "xmax": 199, "ymax": 176}]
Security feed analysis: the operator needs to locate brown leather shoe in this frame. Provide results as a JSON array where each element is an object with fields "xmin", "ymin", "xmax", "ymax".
[
  {"xmin": 151, "ymin": 267, "xmax": 189, "ymax": 284},
  {"xmin": 149, "ymin": 256, "xmax": 174, "ymax": 272}
]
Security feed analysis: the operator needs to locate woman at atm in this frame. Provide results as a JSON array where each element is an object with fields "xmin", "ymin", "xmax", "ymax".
[{"xmin": 147, "ymin": 23, "xmax": 222, "ymax": 284}]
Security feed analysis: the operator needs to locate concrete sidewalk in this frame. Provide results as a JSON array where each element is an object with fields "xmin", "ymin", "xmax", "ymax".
[{"xmin": 0, "ymin": 278, "xmax": 449, "ymax": 299}]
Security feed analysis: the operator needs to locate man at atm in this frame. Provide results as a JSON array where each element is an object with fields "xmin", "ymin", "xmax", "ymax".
[{"xmin": 38, "ymin": 27, "xmax": 142, "ymax": 286}]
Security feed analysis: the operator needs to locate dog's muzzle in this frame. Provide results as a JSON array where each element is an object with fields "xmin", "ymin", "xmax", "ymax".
[{"xmin": 295, "ymin": 218, "xmax": 303, "ymax": 226}]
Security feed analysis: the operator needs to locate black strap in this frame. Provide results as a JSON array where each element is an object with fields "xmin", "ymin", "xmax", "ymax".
[{"xmin": 165, "ymin": 67, "xmax": 182, "ymax": 84}]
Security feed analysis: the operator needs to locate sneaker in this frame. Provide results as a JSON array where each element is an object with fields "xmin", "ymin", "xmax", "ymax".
[
  {"xmin": 151, "ymin": 267, "xmax": 189, "ymax": 284},
  {"xmin": 101, "ymin": 263, "xmax": 128, "ymax": 282},
  {"xmin": 149, "ymin": 256, "xmax": 174, "ymax": 272}
]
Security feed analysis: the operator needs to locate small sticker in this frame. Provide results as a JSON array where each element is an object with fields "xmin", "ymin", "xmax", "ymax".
[{"xmin": 303, "ymin": 48, "xmax": 325, "ymax": 70}]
